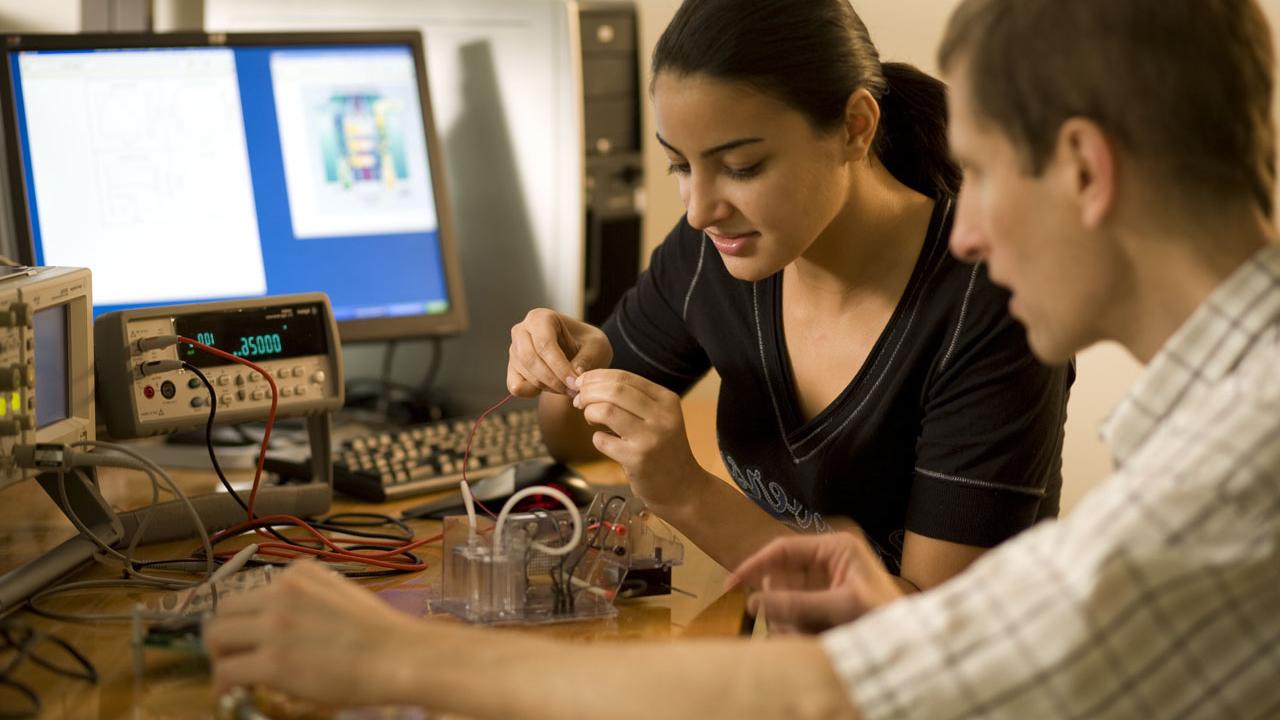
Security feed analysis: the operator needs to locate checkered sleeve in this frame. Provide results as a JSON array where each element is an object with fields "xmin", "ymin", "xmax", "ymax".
[{"xmin": 820, "ymin": 342, "xmax": 1280, "ymax": 720}]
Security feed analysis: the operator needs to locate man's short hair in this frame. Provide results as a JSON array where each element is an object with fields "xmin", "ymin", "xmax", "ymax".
[{"xmin": 939, "ymin": 0, "xmax": 1276, "ymax": 217}]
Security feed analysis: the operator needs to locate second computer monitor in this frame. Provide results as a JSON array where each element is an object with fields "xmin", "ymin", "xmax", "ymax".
[{"xmin": 0, "ymin": 31, "xmax": 467, "ymax": 342}]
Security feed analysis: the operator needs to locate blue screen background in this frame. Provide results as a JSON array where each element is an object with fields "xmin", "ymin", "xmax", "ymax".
[{"xmin": 8, "ymin": 44, "xmax": 451, "ymax": 323}]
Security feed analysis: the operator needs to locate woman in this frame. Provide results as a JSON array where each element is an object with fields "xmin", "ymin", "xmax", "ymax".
[{"xmin": 508, "ymin": 0, "xmax": 1072, "ymax": 587}]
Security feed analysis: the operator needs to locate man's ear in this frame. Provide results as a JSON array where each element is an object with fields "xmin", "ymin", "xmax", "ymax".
[
  {"xmin": 843, "ymin": 88, "xmax": 880, "ymax": 162},
  {"xmin": 1056, "ymin": 118, "xmax": 1115, "ymax": 229}
]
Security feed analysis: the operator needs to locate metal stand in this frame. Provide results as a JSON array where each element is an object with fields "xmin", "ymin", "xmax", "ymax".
[{"xmin": 0, "ymin": 414, "xmax": 333, "ymax": 613}]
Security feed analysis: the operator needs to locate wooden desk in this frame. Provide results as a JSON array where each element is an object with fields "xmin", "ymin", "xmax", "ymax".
[{"xmin": 0, "ymin": 397, "xmax": 740, "ymax": 718}]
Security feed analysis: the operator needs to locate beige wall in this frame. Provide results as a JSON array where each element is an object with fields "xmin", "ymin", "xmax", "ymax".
[
  {"xmin": 0, "ymin": 0, "xmax": 83, "ymax": 31},
  {"xmin": 635, "ymin": 0, "xmax": 1280, "ymax": 514}
]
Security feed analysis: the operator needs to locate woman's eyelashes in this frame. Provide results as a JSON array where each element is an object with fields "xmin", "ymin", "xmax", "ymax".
[
  {"xmin": 725, "ymin": 161, "xmax": 764, "ymax": 180},
  {"xmin": 665, "ymin": 160, "xmax": 766, "ymax": 180}
]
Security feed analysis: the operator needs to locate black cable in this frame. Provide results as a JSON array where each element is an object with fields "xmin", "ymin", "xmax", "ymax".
[
  {"xmin": 0, "ymin": 678, "xmax": 39, "ymax": 719},
  {"xmin": 561, "ymin": 496, "xmax": 628, "ymax": 613},
  {"xmin": 0, "ymin": 619, "xmax": 96, "ymax": 719},
  {"xmin": 182, "ymin": 364, "xmax": 250, "ymax": 513},
  {"xmin": 418, "ymin": 337, "xmax": 443, "ymax": 398},
  {"xmin": 378, "ymin": 340, "xmax": 399, "ymax": 416},
  {"xmin": 184, "ymin": 363, "xmax": 300, "ymax": 550},
  {"xmin": 311, "ymin": 512, "xmax": 415, "ymax": 543}
]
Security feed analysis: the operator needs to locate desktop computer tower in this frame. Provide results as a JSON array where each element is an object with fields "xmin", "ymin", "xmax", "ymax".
[
  {"xmin": 579, "ymin": 2, "xmax": 644, "ymax": 326},
  {"xmin": 578, "ymin": 2, "xmax": 640, "ymax": 322}
]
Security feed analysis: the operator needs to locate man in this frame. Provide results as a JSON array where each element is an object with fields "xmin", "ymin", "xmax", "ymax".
[{"xmin": 205, "ymin": 1, "xmax": 1280, "ymax": 717}]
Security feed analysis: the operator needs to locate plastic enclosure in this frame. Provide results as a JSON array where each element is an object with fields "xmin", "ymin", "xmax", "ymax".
[{"xmin": 440, "ymin": 493, "xmax": 683, "ymax": 625}]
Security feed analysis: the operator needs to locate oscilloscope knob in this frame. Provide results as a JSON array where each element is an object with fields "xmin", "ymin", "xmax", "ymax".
[
  {"xmin": 0, "ymin": 364, "xmax": 28, "ymax": 391},
  {"xmin": 0, "ymin": 303, "xmax": 28, "ymax": 327},
  {"xmin": 0, "ymin": 415, "xmax": 30, "ymax": 435}
]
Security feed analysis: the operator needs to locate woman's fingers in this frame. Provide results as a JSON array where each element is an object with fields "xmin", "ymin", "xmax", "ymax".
[
  {"xmin": 575, "ymin": 369, "xmax": 663, "ymax": 403},
  {"xmin": 510, "ymin": 325, "xmax": 572, "ymax": 394}
]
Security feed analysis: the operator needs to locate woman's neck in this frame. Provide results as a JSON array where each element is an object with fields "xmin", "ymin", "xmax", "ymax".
[{"xmin": 789, "ymin": 161, "xmax": 935, "ymax": 311}]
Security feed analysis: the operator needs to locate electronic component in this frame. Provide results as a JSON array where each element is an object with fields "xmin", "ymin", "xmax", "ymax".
[
  {"xmin": 0, "ymin": 266, "xmax": 93, "ymax": 491},
  {"xmin": 94, "ymin": 293, "xmax": 343, "ymax": 438},
  {"xmin": 439, "ymin": 493, "xmax": 684, "ymax": 625},
  {"xmin": 131, "ymin": 563, "xmax": 276, "ymax": 678}
]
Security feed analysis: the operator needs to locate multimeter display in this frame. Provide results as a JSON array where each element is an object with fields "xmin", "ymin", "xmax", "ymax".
[{"xmin": 175, "ymin": 302, "xmax": 328, "ymax": 368}]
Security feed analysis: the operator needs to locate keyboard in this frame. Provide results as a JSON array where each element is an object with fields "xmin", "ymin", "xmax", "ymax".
[{"xmin": 331, "ymin": 407, "xmax": 550, "ymax": 502}]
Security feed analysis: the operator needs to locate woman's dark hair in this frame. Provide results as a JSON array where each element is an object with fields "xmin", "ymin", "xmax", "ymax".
[{"xmin": 652, "ymin": 0, "xmax": 961, "ymax": 200}]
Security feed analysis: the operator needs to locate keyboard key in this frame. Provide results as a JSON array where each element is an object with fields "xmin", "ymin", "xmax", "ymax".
[{"xmin": 331, "ymin": 407, "xmax": 551, "ymax": 501}]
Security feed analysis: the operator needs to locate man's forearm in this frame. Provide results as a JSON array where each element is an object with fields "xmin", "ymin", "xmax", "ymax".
[{"xmin": 385, "ymin": 622, "xmax": 860, "ymax": 720}]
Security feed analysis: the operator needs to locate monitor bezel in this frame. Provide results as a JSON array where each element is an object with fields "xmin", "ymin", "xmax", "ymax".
[{"xmin": 0, "ymin": 30, "xmax": 468, "ymax": 343}]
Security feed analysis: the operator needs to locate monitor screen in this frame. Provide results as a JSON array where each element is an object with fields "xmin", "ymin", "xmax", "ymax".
[
  {"xmin": 1, "ymin": 32, "xmax": 467, "ymax": 342},
  {"xmin": 32, "ymin": 303, "xmax": 69, "ymax": 429}
]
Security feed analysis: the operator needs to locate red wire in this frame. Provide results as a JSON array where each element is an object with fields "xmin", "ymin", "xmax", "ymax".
[
  {"xmin": 462, "ymin": 394, "xmax": 515, "ymax": 520},
  {"xmin": 172, "ymin": 340, "xmax": 518, "ymax": 573},
  {"xmin": 177, "ymin": 336, "xmax": 278, "ymax": 518},
  {"xmin": 177, "ymin": 337, "xmax": 429, "ymax": 570}
]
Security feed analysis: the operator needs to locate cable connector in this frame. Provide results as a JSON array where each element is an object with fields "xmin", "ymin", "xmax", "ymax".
[
  {"xmin": 135, "ymin": 335, "xmax": 179, "ymax": 352},
  {"xmin": 138, "ymin": 359, "xmax": 183, "ymax": 376},
  {"xmin": 13, "ymin": 443, "xmax": 149, "ymax": 472},
  {"xmin": 13, "ymin": 443, "xmax": 71, "ymax": 471}
]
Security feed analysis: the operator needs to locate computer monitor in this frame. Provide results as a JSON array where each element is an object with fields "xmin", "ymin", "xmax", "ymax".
[{"xmin": 0, "ymin": 31, "xmax": 467, "ymax": 343}]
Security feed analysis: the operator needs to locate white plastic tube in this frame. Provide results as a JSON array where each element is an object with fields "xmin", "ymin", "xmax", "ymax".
[
  {"xmin": 460, "ymin": 480, "xmax": 478, "ymax": 545},
  {"xmin": 493, "ymin": 485, "xmax": 582, "ymax": 556}
]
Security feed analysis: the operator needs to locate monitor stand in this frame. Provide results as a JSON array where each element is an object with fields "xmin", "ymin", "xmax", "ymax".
[{"xmin": 0, "ymin": 414, "xmax": 333, "ymax": 613}]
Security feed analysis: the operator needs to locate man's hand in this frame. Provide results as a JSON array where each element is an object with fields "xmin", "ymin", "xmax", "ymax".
[
  {"xmin": 728, "ymin": 532, "xmax": 905, "ymax": 634},
  {"xmin": 203, "ymin": 562, "xmax": 424, "ymax": 706}
]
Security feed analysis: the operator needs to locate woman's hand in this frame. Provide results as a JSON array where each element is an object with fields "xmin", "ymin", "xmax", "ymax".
[
  {"xmin": 507, "ymin": 309, "xmax": 612, "ymax": 397},
  {"xmin": 203, "ymin": 562, "xmax": 423, "ymax": 707},
  {"xmin": 728, "ymin": 531, "xmax": 905, "ymax": 634},
  {"xmin": 571, "ymin": 369, "xmax": 703, "ymax": 511}
]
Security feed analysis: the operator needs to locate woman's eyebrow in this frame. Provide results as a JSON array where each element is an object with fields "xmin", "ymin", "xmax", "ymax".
[{"xmin": 656, "ymin": 133, "xmax": 765, "ymax": 158}]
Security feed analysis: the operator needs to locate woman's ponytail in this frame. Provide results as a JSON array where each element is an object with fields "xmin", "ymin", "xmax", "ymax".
[{"xmin": 875, "ymin": 63, "xmax": 961, "ymax": 199}]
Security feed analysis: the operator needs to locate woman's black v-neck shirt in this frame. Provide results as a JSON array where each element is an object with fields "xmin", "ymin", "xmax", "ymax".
[{"xmin": 602, "ymin": 198, "xmax": 1072, "ymax": 570}]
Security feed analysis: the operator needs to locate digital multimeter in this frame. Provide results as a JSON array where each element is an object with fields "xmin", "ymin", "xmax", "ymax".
[{"xmin": 95, "ymin": 293, "xmax": 344, "ymax": 439}]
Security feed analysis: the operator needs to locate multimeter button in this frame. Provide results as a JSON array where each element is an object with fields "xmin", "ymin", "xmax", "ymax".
[
  {"xmin": 221, "ymin": 394, "xmax": 233, "ymax": 406},
  {"xmin": 294, "ymin": 385, "xmax": 307, "ymax": 396},
  {"xmin": 311, "ymin": 371, "xmax": 326, "ymax": 384},
  {"xmin": 235, "ymin": 374, "xmax": 245, "ymax": 385},
  {"xmin": 160, "ymin": 381, "xmax": 176, "ymax": 399},
  {"xmin": 236, "ymin": 389, "xmax": 247, "ymax": 401},
  {"xmin": 217, "ymin": 375, "xmax": 230, "ymax": 386},
  {"xmin": 248, "ymin": 372, "xmax": 261, "ymax": 382},
  {"xmin": 276, "ymin": 368, "xmax": 290, "ymax": 379},
  {"xmin": 190, "ymin": 396, "xmax": 205, "ymax": 408},
  {"xmin": 291, "ymin": 367, "xmax": 304, "ymax": 378},
  {"xmin": 251, "ymin": 390, "xmax": 265, "ymax": 401},
  {"xmin": 187, "ymin": 377, "xmax": 201, "ymax": 389},
  {"xmin": 281, "ymin": 386, "xmax": 293, "ymax": 398}
]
